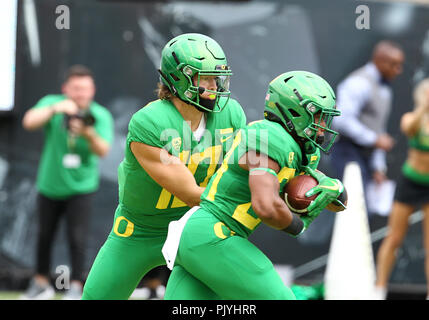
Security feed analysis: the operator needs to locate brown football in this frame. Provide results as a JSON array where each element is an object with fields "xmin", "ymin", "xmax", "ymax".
[{"xmin": 282, "ymin": 175, "xmax": 318, "ymax": 215}]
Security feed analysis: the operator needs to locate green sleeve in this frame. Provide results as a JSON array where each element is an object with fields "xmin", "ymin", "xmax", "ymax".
[
  {"xmin": 243, "ymin": 121, "xmax": 291, "ymax": 168},
  {"xmin": 32, "ymin": 94, "xmax": 65, "ymax": 110},
  {"xmin": 127, "ymin": 109, "xmax": 165, "ymax": 148},
  {"xmin": 233, "ymin": 100, "xmax": 247, "ymax": 129},
  {"xmin": 30, "ymin": 95, "xmax": 66, "ymax": 130},
  {"xmin": 306, "ymin": 149, "xmax": 321, "ymax": 170}
]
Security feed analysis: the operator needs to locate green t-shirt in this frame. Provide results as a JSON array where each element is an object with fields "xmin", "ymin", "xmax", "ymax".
[
  {"xmin": 200, "ymin": 119, "xmax": 320, "ymax": 238},
  {"xmin": 33, "ymin": 94, "xmax": 114, "ymax": 198},
  {"xmin": 117, "ymin": 97, "xmax": 246, "ymax": 228}
]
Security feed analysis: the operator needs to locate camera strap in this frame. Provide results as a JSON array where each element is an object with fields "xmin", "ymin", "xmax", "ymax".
[{"xmin": 67, "ymin": 132, "xmax": 77, "ymax": 153}]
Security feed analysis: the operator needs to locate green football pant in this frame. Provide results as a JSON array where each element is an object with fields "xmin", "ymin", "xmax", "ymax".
[
  {"xmin": 82, "ymin": 209, "xmax": 167, "ymax": 300},
  {"xmin": 164, "ymin": 208, "xmax": 296, "ymax": 300}
]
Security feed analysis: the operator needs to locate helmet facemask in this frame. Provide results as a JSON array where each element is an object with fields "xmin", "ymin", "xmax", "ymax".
[
  {"xmin": 181, "ymin": 64, "xmax": 232, "ymax": 112},
  {"xmin": 300, "ymin": 101, "xmax": 340, "ymax": 154}
]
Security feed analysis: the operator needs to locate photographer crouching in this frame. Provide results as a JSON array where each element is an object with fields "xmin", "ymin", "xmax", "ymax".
[{"xmin": 21, "ymin": 65, "xmax": 114, "ymax": 299}]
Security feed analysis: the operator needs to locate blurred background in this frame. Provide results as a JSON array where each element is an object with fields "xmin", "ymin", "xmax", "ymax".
[{"xmin": 0, "ymin": 0, "xmax": 428, "ymax": 299}]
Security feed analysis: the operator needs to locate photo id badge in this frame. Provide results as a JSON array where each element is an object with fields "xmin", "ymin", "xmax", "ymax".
[{"xmin": 63, "ymin": 153, "xmax": 81, "ymax": 169}]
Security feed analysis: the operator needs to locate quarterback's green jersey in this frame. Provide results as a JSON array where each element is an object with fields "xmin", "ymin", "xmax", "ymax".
[
  {"xmin": 117, "ymin": 97, "xmax": 246, "ymax": 228},
  {"xmin": 200, "ymin": 119, "xmax": 320, "ymax": 238}
]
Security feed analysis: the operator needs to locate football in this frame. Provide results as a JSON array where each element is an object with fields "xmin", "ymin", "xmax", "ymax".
[
  {"xmin": 282, "ymin": 174, "xmax": 349, "ymax": 214},
  {"xmin": 282, "ymin": 175, "xmax": 318, "ymax": 215}
]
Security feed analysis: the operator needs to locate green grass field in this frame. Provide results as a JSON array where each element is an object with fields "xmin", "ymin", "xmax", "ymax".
[
  {"xmin": 0, "ymin": 291, "xmax": 63, "ymax": 300},
  {"xmin": 0, "ymin": 291, "xmax": 149, "ymax": 300}
]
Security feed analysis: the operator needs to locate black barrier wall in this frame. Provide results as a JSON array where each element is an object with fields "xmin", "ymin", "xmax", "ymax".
[{"xmin": 0, "ymin": 0, "xmax": 428, "ymax": 290}]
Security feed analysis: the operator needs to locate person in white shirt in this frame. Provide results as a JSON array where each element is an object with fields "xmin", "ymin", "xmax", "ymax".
[{"xmin": 330, "ymin": 41, "xmax": 404, "ymax": 214}]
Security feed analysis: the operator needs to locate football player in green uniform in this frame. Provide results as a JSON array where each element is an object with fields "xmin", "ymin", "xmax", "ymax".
[
  {"xmin": 82, "ymin": 33, "xmax": 246, "ymax": 299},
  {"xmin": 162, "ymin": 71, "xmax": 345, "ymax": 299}
]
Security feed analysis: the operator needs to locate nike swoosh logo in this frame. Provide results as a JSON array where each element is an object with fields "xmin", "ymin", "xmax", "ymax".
[
  {"xmin": 220, "ymin": 135, "xmax": 233, "ymax": 143},
  {"xmin": 319, "ymin": 180, "xmax": 339, "ymax": 191}
]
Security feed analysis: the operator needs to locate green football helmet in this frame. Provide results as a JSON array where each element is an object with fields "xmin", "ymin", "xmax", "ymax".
[
  {"xmin": 158, "ymin": 33, "xmax": 232, "ymax": 112},
  {"xmin": 264, "ymin": 71, "xmax": 341, "ymax": 153}
]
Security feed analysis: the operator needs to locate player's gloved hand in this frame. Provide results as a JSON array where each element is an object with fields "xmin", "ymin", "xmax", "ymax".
[{"xmin": 302, "ymin": 166, "xmax": 345, "ymax": 216}]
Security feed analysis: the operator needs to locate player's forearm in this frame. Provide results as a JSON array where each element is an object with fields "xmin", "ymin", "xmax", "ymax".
[
  {"xmin": 22, "ymin": 105, "xmax": 56, "ymax": 131},
  {"xmin": 253, "ymin": 196, "xmax": 293, "ymax": 230},
  {"xmin": 131, "ymin": 142, "xmax": 205, "ymax": 208},
  {"xmin": 248, "ymin": 164, "xmax": 292, "ymax": 230},
  {"xmin": 156, "ymin": 160, "xmax": 205, "ymax": 207},
  {"xmin": 179, "ymin": 185, "xmax": 205, "ymax": 208},
  {"xmin": 157, "ymin": 172, "xmax": 205, "ymax": 208},
  {"xmin": 148, "ymin": 155, "xmax": 205, "ymax": 207}
]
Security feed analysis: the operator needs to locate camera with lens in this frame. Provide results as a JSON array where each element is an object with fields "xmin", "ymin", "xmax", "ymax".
[{"xmin": 64, "ymin": 110, "xmax": 96, "ymax": 129}]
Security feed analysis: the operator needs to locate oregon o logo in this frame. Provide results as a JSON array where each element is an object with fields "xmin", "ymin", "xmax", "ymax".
[{"xmin": 113, "ymin": 216, "xmax": 135, "ymax": 237}]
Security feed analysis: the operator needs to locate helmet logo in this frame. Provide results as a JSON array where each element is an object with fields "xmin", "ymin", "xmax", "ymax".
[{"xmin": 215, "ymin": 64, "xmax": 229, "ymax": 71}]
